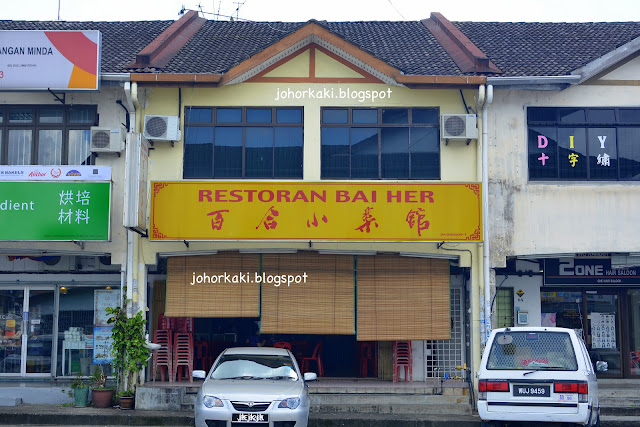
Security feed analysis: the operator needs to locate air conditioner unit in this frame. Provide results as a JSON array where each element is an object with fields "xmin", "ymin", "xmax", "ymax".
[
  {"xmin": 90, "ymin": 126, "xmax": 126, "ymax": 152},
  {"xmin": 143, "ymin": 115, "xmax": 181, "ymax": 141},
  {"xmin": 441, "ymin": 114, "xmax": 478, "ymax": 140}
]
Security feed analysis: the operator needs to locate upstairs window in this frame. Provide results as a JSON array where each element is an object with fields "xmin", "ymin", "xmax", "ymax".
[
  {"xmin": 321, "ymin": 107, "xmax": 440, "ymax": 179},
  {"xmin": 0, "ymin": 105, "xmax": 97, "ymax": 166},
  {"xmin": 528, "ymin": 107, "xmax": 640, "ymax": 181},
  {"xmin": 183, "ymin": 107, "xmax": 303, "ymax": 179}
]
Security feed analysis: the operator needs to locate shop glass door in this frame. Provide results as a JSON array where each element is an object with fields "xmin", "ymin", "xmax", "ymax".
[
  {"xmin": 26, "ymin": 289, "xmax": 55, "ymax": 375},
  {"xmin": 0, "ymin": 290, "xmax": 24, "ymax": 374},
  {"xmin": 586, "ymin": 291, "xmax": 621, "ymax": 377},
  {"xmin": 629, "ymin": 290, "xmax": 640, "ymax": 377}
]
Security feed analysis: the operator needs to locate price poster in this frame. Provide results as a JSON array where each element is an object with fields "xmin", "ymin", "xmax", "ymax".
[
  {"xmin": 591, "ymin": 313, "xmax": 616, "ymax": 349},
  {"xmin": 93, "ymin": 326, "xmax": 113, "ymax": 364}
]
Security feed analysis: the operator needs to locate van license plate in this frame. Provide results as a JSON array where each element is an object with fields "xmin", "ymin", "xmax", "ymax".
[
  {"xmin": 232, "ymin": 413, "xmax": 269, "ymax": 422},
  {"xmin": 513, "ymin": 385, "xmax": 550, "ymax": 397}
]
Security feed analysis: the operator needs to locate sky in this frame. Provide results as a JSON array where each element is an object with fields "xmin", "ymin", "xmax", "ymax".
[{"xmin": 3, "ymin": 0, "xmax": 640, "ymax": 23}]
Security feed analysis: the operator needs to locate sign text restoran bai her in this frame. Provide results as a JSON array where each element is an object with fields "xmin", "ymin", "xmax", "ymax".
[{"xmin": 198, "ymin": 189, "xmax": 435, "ymax": 204}]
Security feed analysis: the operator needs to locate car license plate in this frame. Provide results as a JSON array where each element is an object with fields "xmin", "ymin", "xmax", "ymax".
[
  {"xmin": 513, "ymin": 385, "xmax": 550, "ymax": 397},
  {"xmin": 232, "ymin": 413, "xmax": 269, "ymax": 423}
]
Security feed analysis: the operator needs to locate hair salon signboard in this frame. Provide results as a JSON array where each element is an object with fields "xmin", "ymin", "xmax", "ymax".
[
  {"xmin": 0, "ymin": 30, "xmax": 101, "ymax": 90},
  {"xmin": 544, "ymin": 258, "xmax": 640, "ymax": 286}
]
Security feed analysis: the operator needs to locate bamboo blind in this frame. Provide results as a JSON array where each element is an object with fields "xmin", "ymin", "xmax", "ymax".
[
  {"xmin": 261, "ymin": 253, "xmax": 355, "ymax": 335},
  {"xmin": 165, "ymin": 254, "xmax": 260, "ymax": 317},
  {"xmin": 357, "ymin": 255, "xmax": 450, "ymax": 341}
]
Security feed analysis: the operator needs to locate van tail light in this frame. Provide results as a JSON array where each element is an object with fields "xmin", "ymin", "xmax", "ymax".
[
  {"xmin": 554, "ymin": 381, "xmax": 588, "ymax": 402},
  {"xmin": 478, "ymin": 380, "xmax": 509, "ymax": 400}
]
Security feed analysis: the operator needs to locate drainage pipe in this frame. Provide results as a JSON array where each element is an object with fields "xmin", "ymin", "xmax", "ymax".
[{"xmin": 482, "ymin": 84, "xmax": 493, "ymax": 344}]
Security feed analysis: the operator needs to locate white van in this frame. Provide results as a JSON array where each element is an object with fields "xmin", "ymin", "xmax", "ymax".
[{"xmin": 478, "ymin": 327, "xmax": 603, "ymax": 427}]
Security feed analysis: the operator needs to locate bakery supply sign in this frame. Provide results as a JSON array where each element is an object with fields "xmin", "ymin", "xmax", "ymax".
[{"xmin": 0, "ymin": 30, "xmax": 101, "ymax": 90}]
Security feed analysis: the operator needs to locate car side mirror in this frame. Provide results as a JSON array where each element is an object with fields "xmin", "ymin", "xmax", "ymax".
[
  {"xmin": 193, "ymin": 370, "xmax": 207, "ymax": 379},
  {"xmin": 595, "ymin": 361, "xmax": 608, "ymax": 372},
  {"xmin": 303, "ymin": 372, "xmax": 317, "ymax": 382}
]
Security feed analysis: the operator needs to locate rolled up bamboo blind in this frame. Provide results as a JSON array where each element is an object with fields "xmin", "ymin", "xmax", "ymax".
[
  {"xmin": 165, "ymin": 254, "xmax": 260, "ymax": 317},
  {"xmin": 357, "ymin": 255, "xmax": 450, "ymax": 341},
  {"xmin": 261, "ymin": 253, "xmax": 355, "ymax": 335}
]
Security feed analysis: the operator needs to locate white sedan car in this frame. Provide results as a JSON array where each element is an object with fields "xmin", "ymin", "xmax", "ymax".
[{"xmin": 194, "ymin": 346, "xmax": 317, "ymax": 427}]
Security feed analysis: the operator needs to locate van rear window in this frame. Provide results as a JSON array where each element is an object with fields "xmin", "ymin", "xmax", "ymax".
[{"xmin": 487, "ymin": 331, "xmax": 578, "ymax": 371}]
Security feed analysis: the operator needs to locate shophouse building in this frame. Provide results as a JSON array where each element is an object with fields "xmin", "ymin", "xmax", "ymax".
[
  {"xmin": 466, "ymin": 21, "xmax": 640, "ymax": 378},
  {"xmin": 2, "ymin": 11, "xmax": 640, "ymax": 406}
]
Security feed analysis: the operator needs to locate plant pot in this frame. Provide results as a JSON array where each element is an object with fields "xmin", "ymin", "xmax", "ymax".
[
  {"xmin": 91, "ymin": 388, "xmax": 114, "ymax": 408},
  {"xmin": 73, "ymin": 385, "xmax": 89, "ymax": 407},
  {"xmin": 119, "ymin": 395, "xmax": 134, "ymax": 410}
]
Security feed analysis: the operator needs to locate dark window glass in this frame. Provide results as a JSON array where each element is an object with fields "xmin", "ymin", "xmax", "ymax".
[
  {"xmin": 247, "ymin": 108, "xmax": 272, "ymax": 124},
  {"xmin": 0, "ymin": 111, "xmax": 3, "ymax": 124},
  {"xmin": 323, "ymin": 109, "xmax": 348, "ymax": 124},
  {"xmin": 184, "ymin": 107, "xmax": 303, "ymax": 179},
  {"xmin": 217, "ymin": 108, "xmax": 242, "ymax": 123},
  {"xmin": 321, "ymin": 108, "xmax": 439, "ymax": 179},
  {"xmin": 39, "ymin": 108, "xmax": 63, "ymax": 124},
  {"xmin": 9, "ymin": 108, "xmax": 33, "ymax": 123},
  {"xmin": 382, "ymin": 109, "xmax": 408, "ymax": 124},
  {"xmin": 353, "ymin": 109, "xmax": 378, "ymax": 124},
  {"xmin": 619, "ymin": 109, "xmax": 640, "ymax": 124},
  {"xmin": 588, "ymin": 128, "xmax": 617, "ymax": 180},
  {"xmin": 528, "ymin": 107, "xmax": 557, "ymax": 123},
  {"xmin": 413, "ymin": 109, "xmax": 439, "ymax": 124},
  {"xmin": 351, "ymin": 128, "xmax": 378, "ymax": 179},
  {"xmin": 558, "ymin": 128, "xmax": 587, "ymax": 179},
  {"xmin": 183, "ymin": 127, "xmax": 213, "ymax": 178},
  {"xmin": 321, "ymin": 128, "xmax": 349, "ymax": 178},
  {"xmin": 528, "ymin": 127, "xmax": 558, "ymax": 180},
  {"xmin": 381, "ymin": 128, "xmax": 409, "ymax": 178},
  {"xmin": 274, "ymin": 127, "xmax": 303, "ymax": 178},
  {"xmin": 558, "ymin": 108, "xmax": 586, "ymax": 124},
  {"xmin": 214, "ymin": 127, "xmax": 242, "ymax": 178},
  {"xmin": 618, "ymin": 128, "xmax": 640, "ymax": 180},
  {"xmin": 276, "ymin": 108, "xmax": 302, "ymax": 124},
  {"xmin": 68, "ymin": 107, "xmax": 95, "ymax": 124},
  {"xmin": 186, "ymin": 108, "xmax": 212, "ymax": 123},
  {"xmin": 588, "ymin": 109, "xmax": 616, "ymax": 124},
  {"xmin": 410, "ymin": 127, "xmax": 440, "ymax": 179},
  {"xmin": 245, "ymin": 127, "xmax": 274, "ymax": 178}
]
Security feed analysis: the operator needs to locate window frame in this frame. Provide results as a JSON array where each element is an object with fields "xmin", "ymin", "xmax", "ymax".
[
  {"xmin": 183, "ymin": 106, "xmax": 304, "ymax": 179},
  {"xmin": 0, "ymin": 105, "xmax": 97, "ymax": 166},
  {"xmin": 527, "ymin": 107, "xmax": 640, "ymax": 181},
  {"xmin": 320, "ymin": 107, "xmax": 441, "ymax": 180}
]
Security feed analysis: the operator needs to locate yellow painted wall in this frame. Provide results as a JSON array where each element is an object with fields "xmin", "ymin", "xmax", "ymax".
[{"xmin": 138, "ymin": 81, "xmax": 482, "ymax": 265}]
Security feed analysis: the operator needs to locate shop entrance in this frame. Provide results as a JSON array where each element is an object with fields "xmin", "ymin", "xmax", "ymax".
[
  {"xmin": 541, "ymin": 288, "xmax": 639, "ymax": 378},
  {"xmin": 0, "ymin": 287, "xmax": 54, "ymax": 376}
]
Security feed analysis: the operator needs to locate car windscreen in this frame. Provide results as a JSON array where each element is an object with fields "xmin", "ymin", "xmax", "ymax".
[
  {"xmin": 211, "ymin": 354, "xmax": 299, "ymax": 380},
  {"xmin": 486, "ymin": 331, "xmax": 578, "ymax": 371}
]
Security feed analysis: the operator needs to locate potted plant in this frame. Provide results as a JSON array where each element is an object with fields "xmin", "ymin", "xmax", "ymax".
[
  {"xmin": 116, "ymin": 389, "xmax": 135, "ymax": 410},
  {"xmin": 106, "ymin": 304, "xmax": 149, "ymax": 410},
  {"xmin": 71, "ymin": 372, "xmax": 89, "ymax": 407},
  {"xmin": 89, "ymin": 366, "xmax": 114, "ymax": 408}
]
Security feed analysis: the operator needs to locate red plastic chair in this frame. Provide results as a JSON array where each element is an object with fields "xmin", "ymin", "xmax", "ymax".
[
  {"xmin": 393, "ymin": 341, "xmax": 412, "ymax": 382},
  {"xmin": 152, "ymin": 329, "xmax": 173, "ymax": 382},
  {"xmin": 173, "ymin": 332, "xmax": 194, "ymax": 382},
  {"xmin": 273, "ymin": 341, "xmax": 292, "ymax": 350},
  {"xmin": 358, "ymin": 342, "xmax": 377, "ymax": 377},
  {"xmin": 194, "ymin": 341, "xmax": 211, "ymax": 371},
  {"xmin": 301, "ymin": 342, "xmax": 324, "ymax": 377}
]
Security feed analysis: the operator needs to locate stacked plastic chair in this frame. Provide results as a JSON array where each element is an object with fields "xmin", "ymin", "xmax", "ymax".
[
  {"xmin": 152, "ymin": 328, "xmax": 173, "ymax": 382},
  {"xmin": 392, "ymin": 341, "xmax": 412, "ymax": 382},
  {"xmin": 173, "ymin": 317, "xmax": 194, "ymax": 381}
]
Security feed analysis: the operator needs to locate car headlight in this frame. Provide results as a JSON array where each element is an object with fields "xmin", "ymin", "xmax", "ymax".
[
  {"xmin": 278, "ymin": 397, "xmax": 300, "ymax": 409},
  {"xmin": 203, "ymin": 395, "xmax": 224, "ymax": 408}
]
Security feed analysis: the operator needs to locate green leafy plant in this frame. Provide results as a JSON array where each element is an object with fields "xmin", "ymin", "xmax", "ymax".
[
  {"xmin": 71, "ymin": 372, "xmax": 87, "ymax": 389},
  {"xmin": 89, "ymin": 366, "xmax": 110, "ymax": 390},
  {"xmin": 117, "ymin": 389, "xmax": 135, "ymax": 398},
  {"xmin": 106, "ymin": 304, "xmax": 149, "ymax": 397}
]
